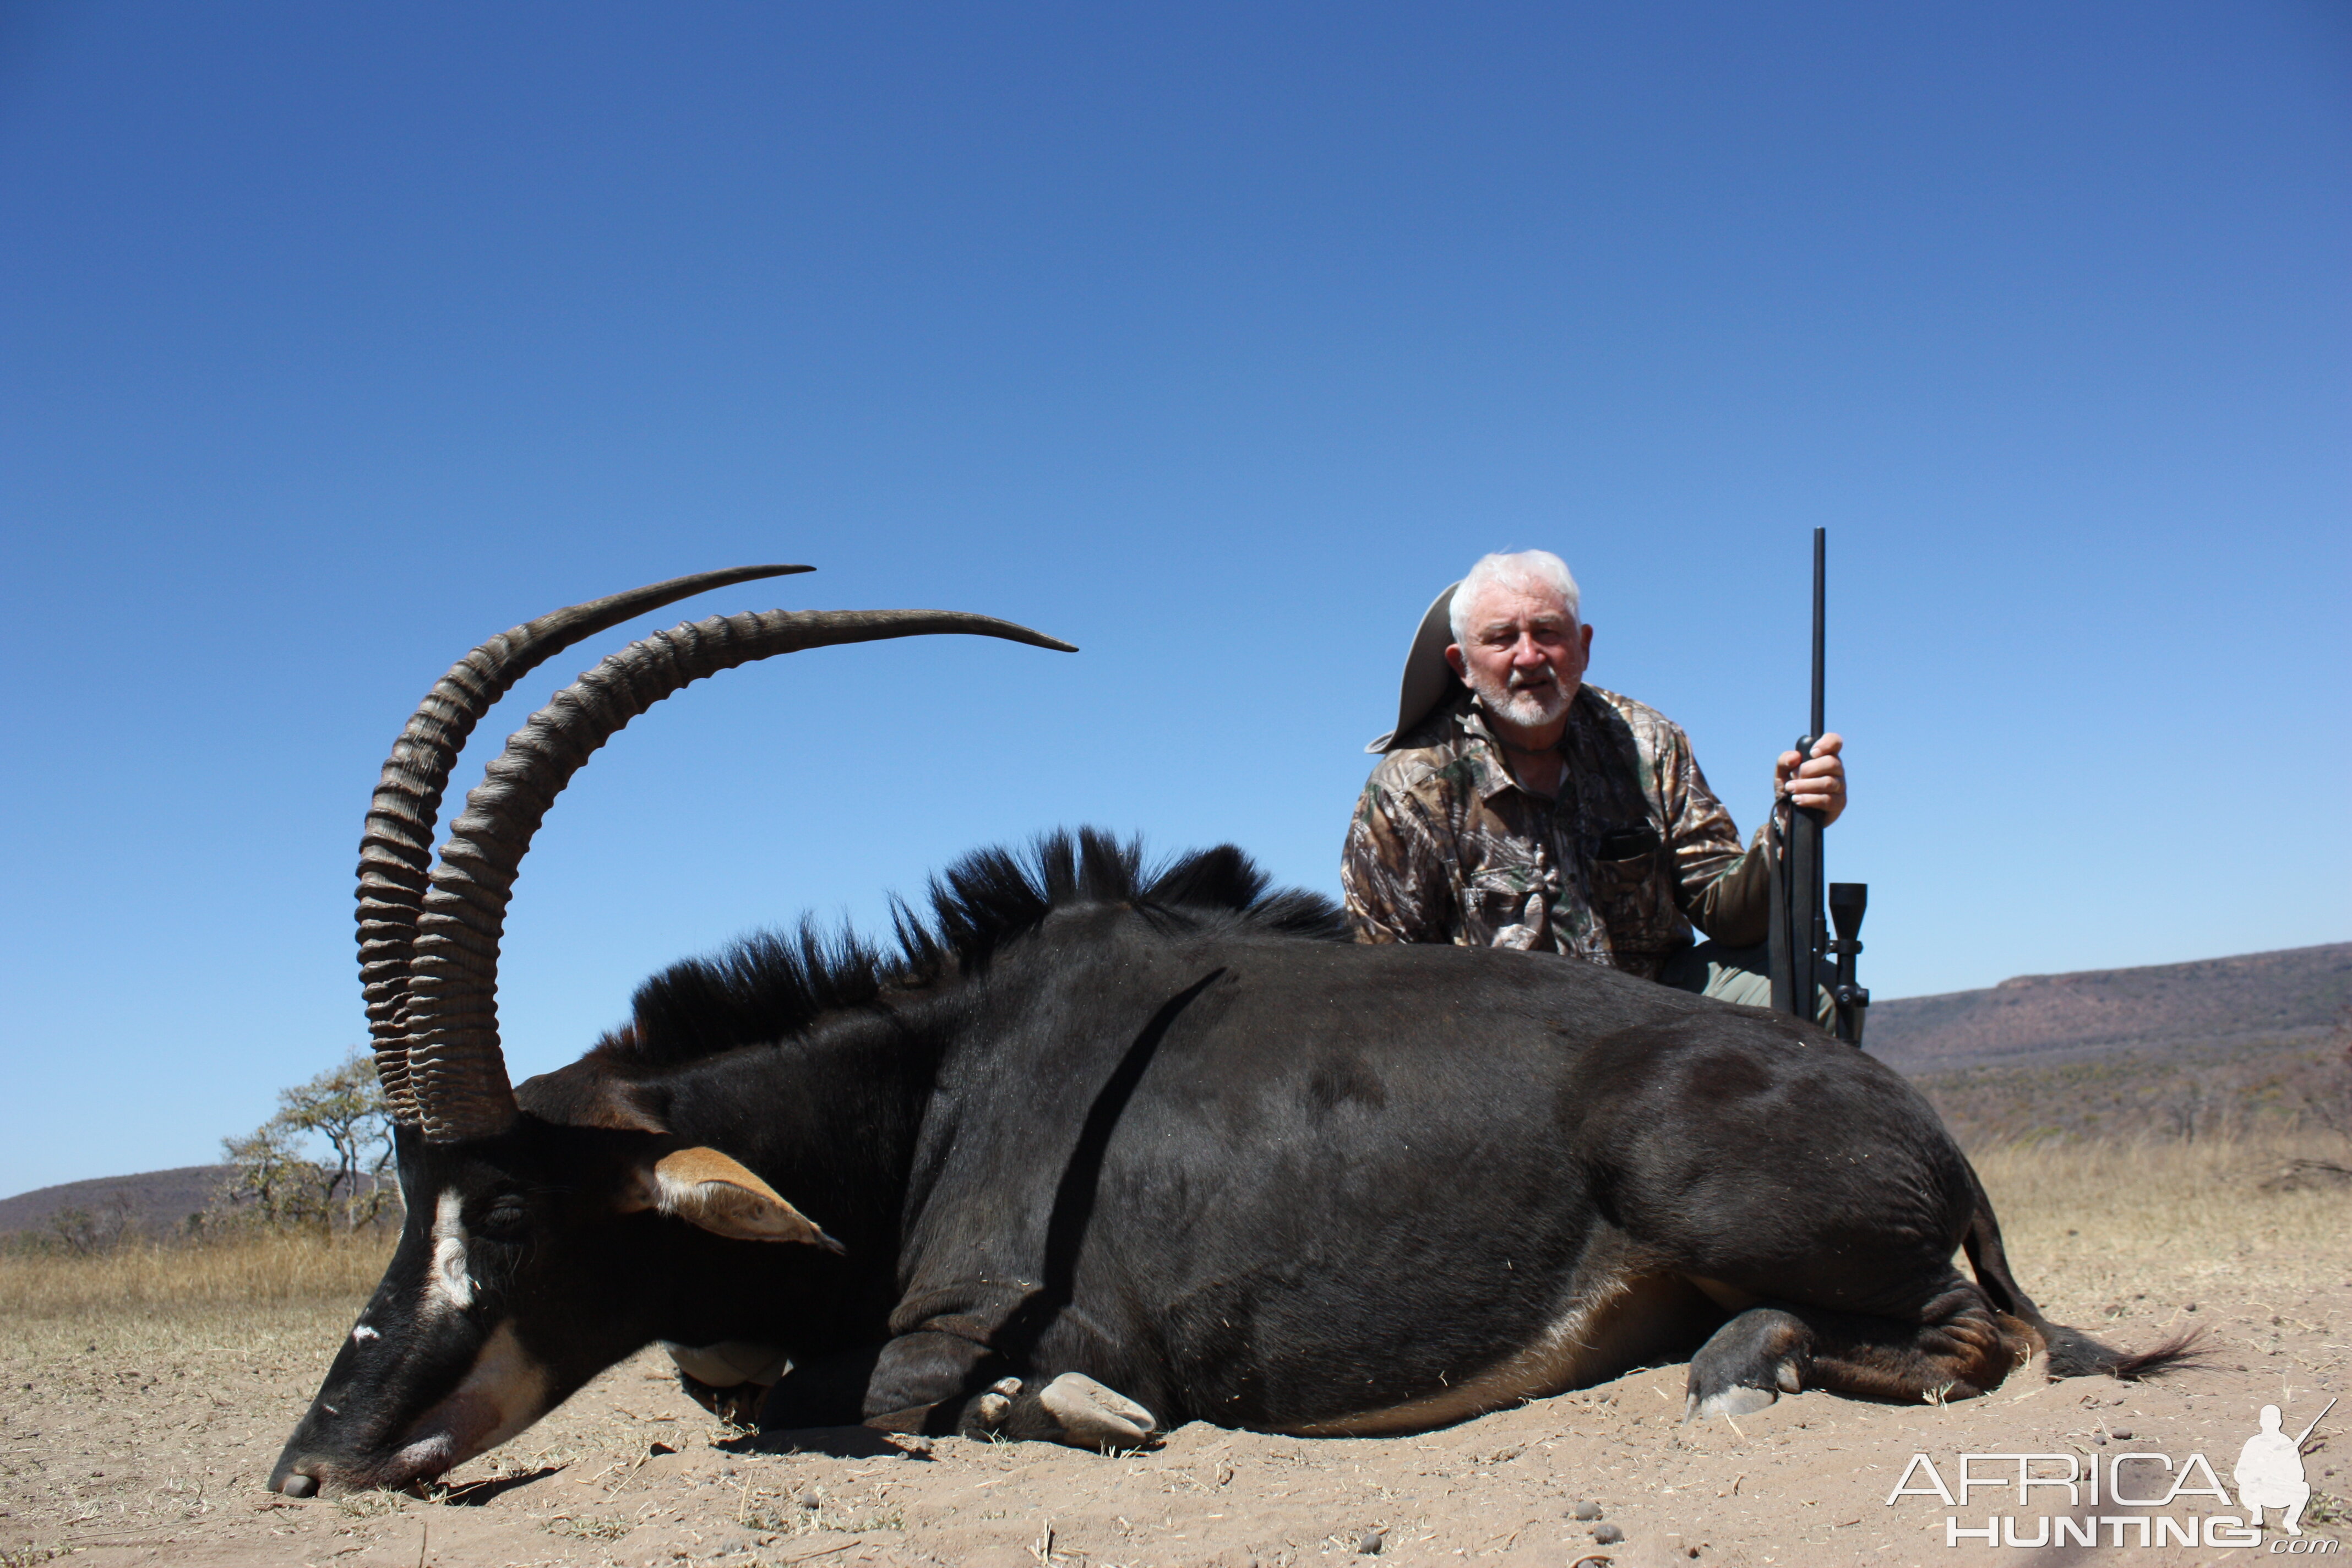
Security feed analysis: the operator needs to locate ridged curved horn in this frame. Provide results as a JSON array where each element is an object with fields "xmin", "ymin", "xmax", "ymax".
[
  {"xmin": 402, "ymin": 607, "xmax": 1079, "ymax": 1142},
  {"xmin": 362, "ymin": 565, "xmax": 813, "ymax": 1124}
]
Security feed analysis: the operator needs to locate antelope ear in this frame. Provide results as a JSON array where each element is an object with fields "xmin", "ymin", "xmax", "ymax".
[{"xmin": 627, "ymin": 1147, "xmax": 845, "ymax": 1251}]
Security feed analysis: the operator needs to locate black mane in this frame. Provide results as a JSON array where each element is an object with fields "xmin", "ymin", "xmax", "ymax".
[{"xmin": 597, "ymin": 829, "xmax": 1347, "ymax": 1072}]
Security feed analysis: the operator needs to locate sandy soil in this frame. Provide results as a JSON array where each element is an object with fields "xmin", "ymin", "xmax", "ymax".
[{"xmin": 4, "ymin": 1208, "xmax": 2345, "ymax": 1567}]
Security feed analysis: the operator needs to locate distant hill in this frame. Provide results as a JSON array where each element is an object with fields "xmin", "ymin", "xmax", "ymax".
[
  {"xmin": 1866, "ymin": 942, "xmax": 2352, "ymax": 1072},
  {"xmin": 0, "ymin": 1164, "xmax": 232, "ymax": 1239}
]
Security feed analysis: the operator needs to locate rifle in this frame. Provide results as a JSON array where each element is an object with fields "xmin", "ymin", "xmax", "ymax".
[{"xmin": 1766, "ymin": 527, "xmax": 1870, "ymax": 1046}]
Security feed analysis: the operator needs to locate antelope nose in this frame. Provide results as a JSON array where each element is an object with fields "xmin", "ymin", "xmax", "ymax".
[{"xmin": 270, "ymin": 1463, "xmax": 319, "ymax": 1498}]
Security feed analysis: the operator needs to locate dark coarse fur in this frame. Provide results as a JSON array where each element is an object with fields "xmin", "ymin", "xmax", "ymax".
[{"xmin": 596, "ymin": 831, "xmax": 1353, "ymax": 1076}]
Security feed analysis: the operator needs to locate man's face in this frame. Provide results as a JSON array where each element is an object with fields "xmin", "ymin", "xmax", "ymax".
[{"xmin": 1445, "ymin": 578, "xmax": 1593, "ymax": 733}]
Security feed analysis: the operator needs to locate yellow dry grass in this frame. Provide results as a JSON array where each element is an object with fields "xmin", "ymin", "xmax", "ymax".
[
  {"xmin": 1974, "ymin": 1130, "xmax": 2351, "ymax": 1259},
  {"xmin": 0, "ymin": 1229, "xmax": 394, "ymax": 1319}
]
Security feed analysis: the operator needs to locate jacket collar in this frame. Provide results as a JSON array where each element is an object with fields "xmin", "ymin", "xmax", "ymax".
[{"xmin": 1457, "ymin": 690, "xmax": 1588, "ymax": 804}]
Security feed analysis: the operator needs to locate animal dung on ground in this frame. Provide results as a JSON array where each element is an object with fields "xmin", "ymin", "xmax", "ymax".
[
  {"xmin": 1355, "ymin": 1527, "xmax": 1385, "ymax": 1554},
  {"xmin": 1569, "ymin": 1499, "xmax": 1604, "ymax": 1520},
  {"xmin": 1593, "ymin": 1522, "xmax": 1626, "ymax": 1543}
]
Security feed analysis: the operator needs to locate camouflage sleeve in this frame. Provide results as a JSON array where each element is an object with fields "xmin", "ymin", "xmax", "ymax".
[
  {"xmin": 1340, "ymin": 777, "xmax": 1455, "ymax": 945},
  {"xmin": 1690, "ymin": 824, "xmax": 1773, "ymax": 948},
  {"xmin": 1656, "ymin": 726, "xmax": 1755, "ymax": 939}
]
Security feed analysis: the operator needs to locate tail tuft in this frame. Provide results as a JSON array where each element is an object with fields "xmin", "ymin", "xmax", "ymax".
[{"xmin": 2041, "ymin": 1323, "xmax": 2208, "ymax": 1382}]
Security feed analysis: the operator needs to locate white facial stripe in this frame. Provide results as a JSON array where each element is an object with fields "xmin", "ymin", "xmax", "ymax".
[{"xmin": 428, "ymin": 1190, "xmax": 474, "ymax": 1311}]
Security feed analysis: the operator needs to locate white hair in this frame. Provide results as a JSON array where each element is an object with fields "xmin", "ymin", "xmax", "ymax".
[{"xmin": 1449, "ymin": 551, "xmax": 1581, "ymax": 646}]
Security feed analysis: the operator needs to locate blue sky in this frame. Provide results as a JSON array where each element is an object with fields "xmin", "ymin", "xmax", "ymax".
[{"xmin": 2, "ymin": 2, "xmax": 2345, "ymax": 1196}]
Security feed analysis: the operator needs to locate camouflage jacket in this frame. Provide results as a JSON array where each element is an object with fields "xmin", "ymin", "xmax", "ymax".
[{"xmin": 1340, "ymin": 685, "xmax": 1771, "ymax": 979}]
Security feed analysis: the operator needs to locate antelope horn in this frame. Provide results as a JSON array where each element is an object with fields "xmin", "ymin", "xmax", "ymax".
[
  {"xmin": 361, "ymin": 566, "xmax": 813, "ymax": 1124},
  {"xmin": 401, "ymin": 607, "xmax": 1079, "ymax": 1142}
]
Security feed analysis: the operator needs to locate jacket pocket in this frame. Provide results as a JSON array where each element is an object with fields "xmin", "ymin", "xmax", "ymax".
[{"xmin": 1585, "ymin": 823, "xmax": 1661, "ymax": 899}]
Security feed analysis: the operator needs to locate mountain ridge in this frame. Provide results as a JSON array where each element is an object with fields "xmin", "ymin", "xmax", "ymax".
[
  {"xmin": 0, "ymin": 1165, "xmax": 231, "ymax": 1240},
  {"xmin": 1864, "ymin": 941, "xmax": 2350, "ymax": 1071}
]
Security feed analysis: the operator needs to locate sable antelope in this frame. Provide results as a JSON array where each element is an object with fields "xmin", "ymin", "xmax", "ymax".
[{"xmin": 269, "ymin": 568, "xmax": 2186, "ymax": 1497}]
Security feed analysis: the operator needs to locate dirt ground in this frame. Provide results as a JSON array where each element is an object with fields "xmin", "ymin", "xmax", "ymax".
[{"xmin": 3, "ymin": 1148, "xmax": 2345, "ymax": 1568}]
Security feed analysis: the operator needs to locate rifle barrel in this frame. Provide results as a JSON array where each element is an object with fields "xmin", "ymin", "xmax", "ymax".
[{"xmin": 1810, "ymin": 527, "xmax": 1826, "ymax": 743}]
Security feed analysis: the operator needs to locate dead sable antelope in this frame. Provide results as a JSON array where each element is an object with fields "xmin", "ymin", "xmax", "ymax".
[{"xmin": 269, "ymin": 567, "xmax": 2191, "ymax": 1497}]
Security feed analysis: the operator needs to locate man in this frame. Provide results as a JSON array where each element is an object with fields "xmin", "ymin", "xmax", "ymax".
[{"xmin": 1341, "ymin": 550, "xmax": 1845, "ymax": 1016}]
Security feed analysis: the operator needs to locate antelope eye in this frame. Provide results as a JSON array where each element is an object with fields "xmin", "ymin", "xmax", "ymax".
[{"xmin": 476, "ymin": 1199, "xmax": 531, "ymax": 1239}]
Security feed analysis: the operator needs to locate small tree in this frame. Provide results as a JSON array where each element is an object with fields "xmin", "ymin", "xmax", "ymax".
[
  {"xmin": 2159, "ymin": 1075, "xmax": 2210, "ymax": 1143},
  {"xmin": 220, "ymin": 1049, "xmax": 399, "ymax": 1232},
  {"xmin": 279, "ymin": 1049, "xmax": 400, "ymax": 1231},
  {"xmin": 2306, "ymin": 1006, "xmax": 2352, "ymax": 1145},
  {"xmin": 44, "ymin": 1190, "xmax": 137, "ymax": 1255},
  {"xmin": 220, "ymin": 1120, "xmax": 324, "ymax": 1228}
]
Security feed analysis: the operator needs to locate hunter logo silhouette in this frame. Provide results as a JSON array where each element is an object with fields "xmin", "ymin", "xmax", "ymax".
[{"xmin": 2237, "ymin": 1397, "xmax": 2332, "ymax": 1537}]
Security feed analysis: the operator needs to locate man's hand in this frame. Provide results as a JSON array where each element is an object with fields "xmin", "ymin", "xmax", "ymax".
[{"xmin": 1775, "ymin": 732, "xmax": 1847, "ymax": 826}]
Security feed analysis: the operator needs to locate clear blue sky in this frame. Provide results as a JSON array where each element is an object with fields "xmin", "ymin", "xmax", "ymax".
[{"xmin": 2, "ymin": 3, "xmax": 2345, "ymax": 1197}]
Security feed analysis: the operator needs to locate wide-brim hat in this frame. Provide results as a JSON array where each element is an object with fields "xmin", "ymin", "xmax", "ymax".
[{"xmin": 1364, "ymin": 582, "xmax": 1462, "ymax": 753}]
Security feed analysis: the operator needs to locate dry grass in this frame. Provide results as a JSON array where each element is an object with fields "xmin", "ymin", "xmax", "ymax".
[
  {"xmin": 0, "ymin": 1229, "xmax": 394, "ymax": 1319},
  {"xmin": 1971, "ymin": 1130, "xmax": 2348, "ymax": 1373},
  {"xmin": 1975, "ymin": 1130, "xmax": 2352, "ymax": 1260}
]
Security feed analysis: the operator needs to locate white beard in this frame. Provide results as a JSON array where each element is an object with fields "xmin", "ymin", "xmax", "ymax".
[{"xmin": 1467, "ymin": 664, "xmax": 1572, "ymax": 730}]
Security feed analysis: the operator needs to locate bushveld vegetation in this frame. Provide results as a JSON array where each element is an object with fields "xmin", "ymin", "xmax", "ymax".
[
  {"xmin": 1913, "ymin": 1028, "xmax": 2352, "ymax": 1148},
  {"xmin": 0, "ymin": 1050, "xmax": 401, "ymax": 1316},
  {"xmin": 3, "ymin": 1049, "xmax": 398, "ymax": 1266}
]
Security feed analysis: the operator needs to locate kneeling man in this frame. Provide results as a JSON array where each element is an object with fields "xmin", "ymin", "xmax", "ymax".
[{"xmin": 1342, "ymin": 550, "xmax": 1843, "ymax": 1017}]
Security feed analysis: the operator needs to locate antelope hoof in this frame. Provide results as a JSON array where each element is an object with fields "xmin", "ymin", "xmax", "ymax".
[
  {"xmin": 1038, "ymin": 1373, "xmax": 1157, "ymax": 1451},
  {"xmin": 1684, "ymin": 1305, "xmax": 1813, "ymax": 1425},
  {"xmin": 973, "ymin": 1377, "xmax": 1022, "ymax": 1430}
]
